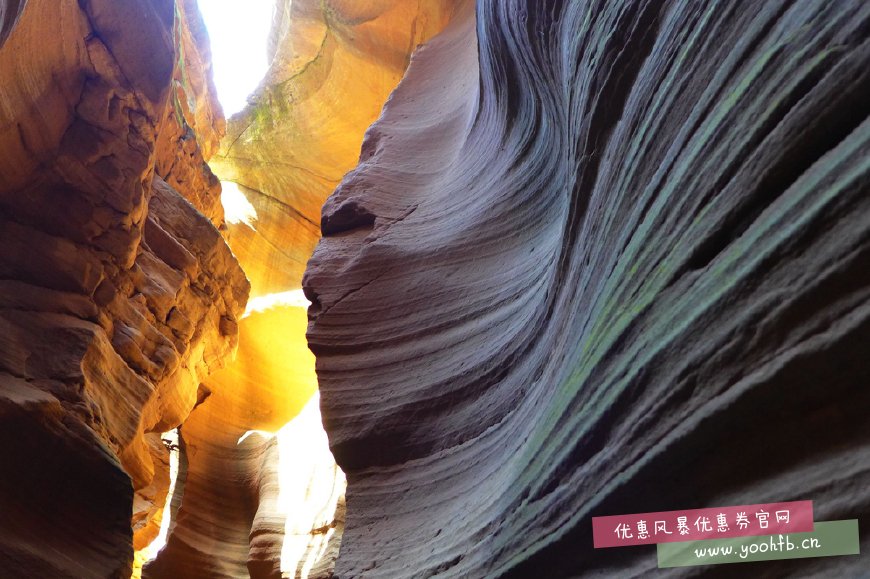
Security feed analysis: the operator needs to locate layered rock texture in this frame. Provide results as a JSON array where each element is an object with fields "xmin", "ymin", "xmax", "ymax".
[
  {"xmin": 210, "ymin": 0, "xmax": 458, "ymax": 295},
  {"xmin": 0, "ymin": 0, "xmax": 246, "ymax": 577},
  {"xmin": 3, "ymin": 0, "xmax": 869, "ymax": 577},
  {"xmin": 305, "ymin": 0, "xmax": 870, "ymax": 577},
  {"xmin": 154, "ymin": 0, "xmax": 226, "ymax": 227},
  {"xmin": 143, "ymin": 2, "xmax": 461, "ymax": 578}
]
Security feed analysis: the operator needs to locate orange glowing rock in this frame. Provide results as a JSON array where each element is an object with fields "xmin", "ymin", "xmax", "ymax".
[
  {"xmin": 0, "ymin": 1, "xmax": 247, "ymax": 576},
  {"xmin": 144, "ymin": 2, "xmax": 463, "ymax": 577},
  {"xmin": 210, "ymin": 0, "xmax": 459, "ymax": 297}
]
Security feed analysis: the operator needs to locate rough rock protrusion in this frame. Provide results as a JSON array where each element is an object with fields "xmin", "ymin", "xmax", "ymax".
[
  {"xmin": 0, "ymin": 0, "xmax": 248, "ymax": 576},
  {"xmin": 153, "ymin": 0, "xmax": 226, "ymax": 226},
  {"xmin": 209, "ymin": 0, "xmax": 459, "ymax": 295}
]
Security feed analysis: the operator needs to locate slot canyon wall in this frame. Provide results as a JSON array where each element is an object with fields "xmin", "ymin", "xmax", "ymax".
[
  {"xmin": 0, "ymin": 0, "xmax": 247, "ymax": 576},
  {"xmin": 304, "ymin": 0, "xmax": 870, "ymax": 577},
  {"xmin": 143, "ymin": 2, "xmax": 461, "ymax": 578},
  {"xmin": 1, "ymin": 0, "xmax": 461, "ymax": 578},
  {"xmin": 0, "ymin": 0, "xmax": 868, "ymax": 578}
]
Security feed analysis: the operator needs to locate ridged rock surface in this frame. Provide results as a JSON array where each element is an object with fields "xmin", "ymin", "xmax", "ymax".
[
  {"xmin": 153, "ymin": 0, "xmax": 226, "ymax": 227},
  {"xmin": 145, "ymin": 2, "xmax": 462, "ymax": 577},
  {"xmin": 305, "ymin": 0, "xmax": 870, "ymax": 577},
  {"xmin": 210, "ymin": 0, "xmax": 459, "ymax": 295},
  {"xmin": 0, "ymin": 0, "xmax": 247, "ymax": 577}
]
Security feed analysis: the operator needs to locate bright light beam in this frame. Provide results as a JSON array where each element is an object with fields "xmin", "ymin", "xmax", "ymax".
[
  {"xmin": 221, "ymin": 181, "xmax": 259, "ymax": 228},
  {"xmin": 198, "ymin": 0, "xmax": 275, "ymax": 116}
]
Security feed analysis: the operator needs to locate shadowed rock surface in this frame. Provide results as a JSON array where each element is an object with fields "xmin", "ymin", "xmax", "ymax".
[{"xmin": 305, "ymin": 0, "xmax": 870, "ymax": 576}]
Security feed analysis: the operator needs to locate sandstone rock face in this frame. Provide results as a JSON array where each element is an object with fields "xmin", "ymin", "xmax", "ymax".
[
  {"xmin": 142, "ymin": 295, "xmax": 332, "ymax": 579},
  {"xmin": 305, "ymin": 1, "xmax": 870, "ymax": 577},
  {"xmin": 154, "ymin": 0, "xmax": 226, "ymax": 226},
  {"xmin": 0, "ymin": 0, "xmax": 247, "ymax": 577},
  {"xmin": 144, "ymin": 2, "xmax": 464, "ymax": 577},
  {"xmin": 0, "ymin": 0, "xmax": 24, "ymax": 47},
  {"xmin": 210, "ymin": 0, "xmax": 459, "ymax": 296},
  {"xmin": 4, "ymin": 0, "xmax": 868, "ymax": 576}
]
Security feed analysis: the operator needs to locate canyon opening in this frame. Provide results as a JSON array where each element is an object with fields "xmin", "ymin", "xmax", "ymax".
[{"xmin": 0, "ymin": 1, "xmax": 868, "ymax": 579}]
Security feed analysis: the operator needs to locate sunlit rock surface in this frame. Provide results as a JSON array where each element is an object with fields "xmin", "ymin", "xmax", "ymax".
[
  {"xmin": 143, "ymin": 294, "xmax": 330, "ymax": 579},
  {"xmin": 248, "ymin": 395, "xmax": 346, "ymax": 579},
  {"xmin": 145, "ymin": 2, "xmax": 463, "ymax": 577},
  {"xmin": 0, "ymin": 0, "xmax": 247, "ymax": 576},
  {"xmin": 305, "ymin": 0, "xmax": 870, "ymax": 577},
  {"xmin": 153, "ymin": 0, "xmax": 227, "ymax": 227},
  {"xmin": 210, "ymin": 0, "xmax": 458, "ymax": 295}
]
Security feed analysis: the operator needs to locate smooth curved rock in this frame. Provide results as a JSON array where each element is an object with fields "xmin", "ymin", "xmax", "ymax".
[
  {"xmin": 142, "ymin": 296, "xmax": 326, "ymax": 579},
  {"xmin": 4, "ymin": 0, "xmax": 868, "ymax": 576},
  {"xmin": 305, "ymin": 1, "xmax": 870, "ymax": 576}
]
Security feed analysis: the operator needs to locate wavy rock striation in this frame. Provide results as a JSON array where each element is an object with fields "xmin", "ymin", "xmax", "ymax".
[
  {"xmin": 210, "ymin": 0, "xmax": 458, "ymax": 295},
  {"xmin": 0, "ymin": 0, "xmax": 247, "ymax": 577},
  {"xmin": 306, "ymin": 0, "xmax": 870, "ymax": 576},
  {"xmin": 145, "ymin": 2, "xmax": 462, "ymax": 577}
]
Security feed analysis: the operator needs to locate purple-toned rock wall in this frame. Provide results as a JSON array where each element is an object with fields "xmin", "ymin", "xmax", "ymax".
[{"xmin": 305, "ymin": 1, "xmax": 870, "ymax": 576}]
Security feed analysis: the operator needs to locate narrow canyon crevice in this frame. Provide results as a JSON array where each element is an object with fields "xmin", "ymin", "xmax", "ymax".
[
  {"xmin": 0, "ymin": 0, "xmax": 457, "ymax": 577},
  {"xmin": 1, "ymin": 0, "xmax": 869, "ymax": 578}
]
